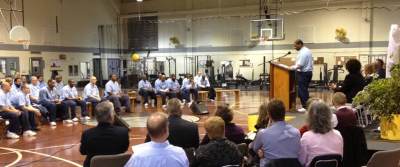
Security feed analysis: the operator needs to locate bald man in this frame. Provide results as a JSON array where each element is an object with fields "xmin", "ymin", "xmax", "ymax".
[
  {"xmin": 0, "ymin": 82, "xmax": 36, "ymax": 139},
  {"xmin": 124, "ymin": 112, "xmax": 189, "ymax": 167},
  {"xmin": 83, "ymin": 76, "xmax": 101, "ymax": 115}
]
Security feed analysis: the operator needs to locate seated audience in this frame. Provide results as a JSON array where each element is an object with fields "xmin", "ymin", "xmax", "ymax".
[
  {"xmin": 0, "ymin": 82, "xmax": 36, "ymax": 138},
  {"xmin": 155, "ymin": 75, "xmax": 174, "ymax": 108},
  {"xmin": 167, "ymin": 74, "xmax": 181, "ymax": 100},
  {"xmin": 138, "ymin": 75, "xmax": 157, "ymax": 108},
  {"xmin": 252, "ymin": 99, "xmax": 300, "ymax": 167},
  {"xmin": 332, "ymin": 92, "xmax": 357, "ymax": 129},
  {"xmin": 124, "ymin": 112, "xmax": 189, "ymax": 167},
  {"xmin": 145, "ymin": 98, "xmax": 199, "ymax": 148},
  {"xmin": 11, "ymin": 77, "xmax": 22, "ymax": 95},
  {"xmin": 364, "ymin": 63, "xmax": 377, "ymax": 86},
  {"xmin": 61, "ymin": 79, "xmax": 89, "ymax": 121},
  {"xmin": 299, "ymin": 98, "xmax": 338, "ymax": 136},
  {"xmin": 254, "ymin": 102, "xmax": 270, "ymax": 131},
  {"xmin": 299, "ymin": 101, "xmax": 343, "ymax": 167},
  {"xmin": 28, "ymin": 76, "xmax": 49, "ymax": 118},
  {"xmin": 181, "ymin": 74, "xmax": 198, "ymax": 104},
  {"xmin": 375, "ymin": 59, "xmax": 386, "ymax": 79},
  {"xmin": 39, "ymin": 79, "xmax": 66, "ymax": 126},
  {"xmin": 104, "ymin": 74, "xmax": 131, "ymax": 113},
  {"xmin": 55, "ymin": 75, "xmax": 64, "ymax": 98},
  {"xmin": 11, "ymin": 84, "xmax": 42, "ymax": 131},
  {"xmin": 330, "ymin": 59, "xmax": 365, "ymax": 103},
  {"xmin": 201, "ymin": 104, "xmax": 245, "ymax": 144},
  {"xmin": 192, "ymin": 116, "xmax": 242, "ymax": 167},
  {"xmin": 37, "ymin": 75, "xmax": 47, "ymax": 88},
  {"xmin": 83, "ymin": 76, "xmax": 101, "ymax": 115},
  {"xmin": 195, "ymin": 72, "xmax": 216, "ymax": 101},
  {"xmin": 80, "ymin": 101, "xmax": 129, "ymax": 167}
]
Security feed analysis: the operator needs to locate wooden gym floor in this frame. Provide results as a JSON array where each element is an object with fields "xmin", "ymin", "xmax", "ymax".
[{"xmin": 0, "ymin": 90, "xmax": 398, "ymax": 167}]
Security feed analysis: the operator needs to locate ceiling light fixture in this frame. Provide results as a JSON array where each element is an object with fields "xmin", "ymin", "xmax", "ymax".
[{"xmin": 137, "ymin": 0, "xmax": 143, "ymax": 2}]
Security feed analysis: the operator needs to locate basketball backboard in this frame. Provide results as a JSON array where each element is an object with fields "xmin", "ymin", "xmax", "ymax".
[{"xmin": 250, "ymin": 18, "xmax": 284, "ymax": 41}]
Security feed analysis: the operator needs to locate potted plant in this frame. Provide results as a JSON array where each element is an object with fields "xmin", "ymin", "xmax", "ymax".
[
  {"xmin": 353, "ymin": 64, "xmax": 400, "ymax": 140},
  {"xmin": 169, "ymin": 36, "xmax": 181, "ymax": 48}
]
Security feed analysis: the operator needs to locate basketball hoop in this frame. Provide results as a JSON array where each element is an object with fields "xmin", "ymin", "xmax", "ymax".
[{"xmin": 9, "ymin": 25, "xmax": 31, "ymax": 50}]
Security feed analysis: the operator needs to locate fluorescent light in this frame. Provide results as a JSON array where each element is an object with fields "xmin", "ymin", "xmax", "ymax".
[{"xmin": 137, "ymin": 0, "xmax": 143, "ymax": 2}]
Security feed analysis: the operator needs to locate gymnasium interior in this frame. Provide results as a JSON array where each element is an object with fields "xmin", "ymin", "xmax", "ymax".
[{"xmin": 0, "ymin": 0, "xmax": 399, "ymax": 167}]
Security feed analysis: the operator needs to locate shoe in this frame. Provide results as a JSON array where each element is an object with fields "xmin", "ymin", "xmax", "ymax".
[
  {"xmin": 84, "ymin": 116, "xmax": 90, "ymax": 120},
  {"xmin": 188, "ymin": 101, "xmax": 193, "ymax": 107},
  {"xmin": 6, "ymin": 131, "xmax": 20, "ymax": 139},
  {"xmin": 72, "ymin": 117, "xmax": 79, "ymax": 122},
  {"xmin": 63, "ymin": 119, "xmax": 73, "ymax": 124},
  {"xmin": 23, "ymin": 130, "xmax": 37, "ymax": 137},
  {"xmin": 144, "ymin": 103, "xmax": 149, "ymax": 109},
  {"xmin": 162, "ymin": 105, "xmax": 167, "ymax": 110},
  {"xmin": 50, "ymin": 122, "xmax": 57, "ymax": 126},
  {"xmin": 298, "ymin": 108, "xmax": 306, "ymax": 113}
]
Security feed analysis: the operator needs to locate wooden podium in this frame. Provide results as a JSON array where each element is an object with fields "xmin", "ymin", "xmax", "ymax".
[{"xmin": 269, "ymin": 62, "xmax": 296, "ymax": 111}]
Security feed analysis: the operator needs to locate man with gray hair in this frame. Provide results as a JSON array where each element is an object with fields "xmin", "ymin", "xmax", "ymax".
[
  {"xmin": 80, "ymin": 101, "xmax": 129, "ymax": 167},
  {"xmin": 125, "ymin": 112, "xmax": 189, "ymax": 167}
]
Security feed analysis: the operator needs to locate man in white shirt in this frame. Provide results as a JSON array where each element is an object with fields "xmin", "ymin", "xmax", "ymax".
[
  {"xmin": 155, "ymin": 75, "xmax": 173, "ymax": 107},
  {"xmin": 104, "ymin": 74, "xmax": 131, "ymax": 113},
  {"xmin": 62, "ymin": 79, "xmax": 89, "ymax": 122},
  {"xmin": 124, "ymin": 112, "xmax": 189, "ymax": 167},
  {"xmin": 291, "ymin": 39, "xmax": 314, "ymax": 112},
  {"xmin": 181, "ymin": 74, "xmax": 198, "ymax": 104},
  {"xmin": 83, "ymin": 76, "xmax": 101, "ymax": 115},
  {"xmin": 197, "ymin": 75, "xmax": 216, "ymax": 101}
]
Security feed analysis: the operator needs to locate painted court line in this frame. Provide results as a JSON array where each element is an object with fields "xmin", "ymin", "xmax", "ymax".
[
  {"xmin": 0, "ymin": 147, "xmax": 82, "ymax": 167},
  {"xmin": 0, "ymin": 147, "xmax": 23, "ymax": 167}
]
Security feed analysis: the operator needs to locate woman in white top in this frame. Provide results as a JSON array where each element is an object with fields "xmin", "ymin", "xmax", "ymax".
[{"xmin": 299, "ymin": 101, "xmax": 343, "ymax": 167}]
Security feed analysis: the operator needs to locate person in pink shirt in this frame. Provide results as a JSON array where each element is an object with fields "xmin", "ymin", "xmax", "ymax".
[{"xmin": 299, "ymin": 101, "xmax": 344, "ymax": 167}]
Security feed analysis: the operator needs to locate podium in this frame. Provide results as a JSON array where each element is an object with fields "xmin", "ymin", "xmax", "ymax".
[{"xmin": 269, "ymin": 62, "xmax": 296, "ymax": 111}]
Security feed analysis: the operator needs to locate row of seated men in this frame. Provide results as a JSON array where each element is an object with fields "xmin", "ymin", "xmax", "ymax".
[
  {"xmin": 0, "ymin": 74, "xmax": 131, "ymax": 139},
  {"xmin": 138, "ymin": 71, "xmax": 216, "ymax": 109},
  {"xmin": 81, "ymin": 92, "xmax": 367, "ymax": 167}
]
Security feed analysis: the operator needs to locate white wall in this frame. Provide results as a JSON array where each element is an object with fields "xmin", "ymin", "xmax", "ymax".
[
  {"xmin": 123, "ymin": 0, "xmax": 400, "ymax": 81},
  {"xmin": 0, "ymin": 0, "xmax": 119, "ymax": 81}
]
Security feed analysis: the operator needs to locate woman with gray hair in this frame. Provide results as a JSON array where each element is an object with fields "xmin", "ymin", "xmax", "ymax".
[{"xmin": 299, "ymin": 101, "xmax": 343, "ymax": 167}]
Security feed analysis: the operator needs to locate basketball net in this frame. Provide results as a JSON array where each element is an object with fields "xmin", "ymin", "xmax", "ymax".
[
  {"xmin": 259, "ymin": 36, "xmax": 268, "ymax": 45},
  {"xmin": 17, "ymin": 40, "xmax": 30, "ymax": 50}
]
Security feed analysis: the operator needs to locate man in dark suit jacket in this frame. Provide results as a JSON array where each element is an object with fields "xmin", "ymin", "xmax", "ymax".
[
  {"xmin": 145, "ymin": 98, "xmax": 199, "ymax": 148},
  {"xmin": 80, "ymin": 101, "xmax": 129, "ymax": 167}
]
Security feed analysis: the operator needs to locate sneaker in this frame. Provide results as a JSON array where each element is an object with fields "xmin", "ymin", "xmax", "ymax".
[
  {"xmin": 23, "ymin": 130, "xmax": 37, "ymax": 137},
  {"xmin": 84, "ymin": 116, "xmax": 90, "ymax": 120},
  {"xmin": 162, "ymin": 105, "xmax": 167, "ymax": 110},
  {"xmin": 298, "ymin": 108, "xmax": 307, "ymax": 113},
  {"xmin": 6, "ymin": 131, "xmax": 20, "ymax": 139},
  {"xmin": 50, "ymin": 122, "xmax": 57, "ymax": 126},
  {"xmin": 63, "ymin": 119, "xmax": 73, "ymax": 124},
  {"xmin": 144, "ymin": 103, "xmax": 149, "ymax": 109},
  {"xmin": 72, "ymin": 117, "xmax": 79, "ymax": 122}
]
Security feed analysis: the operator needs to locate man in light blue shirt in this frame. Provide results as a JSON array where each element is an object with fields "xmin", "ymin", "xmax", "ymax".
[
  {"xmin": 11, "ymin": 84, "xmax": 41, "ymax": 133},
  {"xmin": 155, "ymin": 75, "xmax": 173, "ymax": 107},
  {"xmin": 291, "ymin": 39, "xmax": 314, "ymax": 112},
  {"xmin": 37, "ymin": 75, "xmax": 47, "ymax": 89},
  {"xmin": 124, "ymin": 112, "xmax": 189, "ymax": 167},
  {"xmin": 10, "ymin": 77, "xmax": 22, "ymax": 96},
  {"xmin": 39, "ymin": 79, "xmax": 65, "ymax": 126},
  {"xmin": 181, "ymin": 74, "xmax": 198, "ymax": 103},
  {"xmin": 83, "ymin": 76, "xmax": 101, "ymax": 115},
  {"xmin": 167, "ymin": 74, "xmax": 181, "ymax": 100},
  {"xmin": 252, "ymin": 100, "xmax": 301, "ymax": 166},
  {"xmin": 104, "ymin": 74, "xmax": 131, "ymax": 113},
  {"xmin": 55, "ymin": 75, "xmax": 64, "ymax": 99},
  {"xmin": 29, "ymin": 76, "xmax": 41, "ymax": 103},
  {"xmin": 138, "ymin": 75, "xmax": 156, "ymax": 108},
  {"xmin": 61, "ymin": 79, "xmax": 89, "ymax": 122}
]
